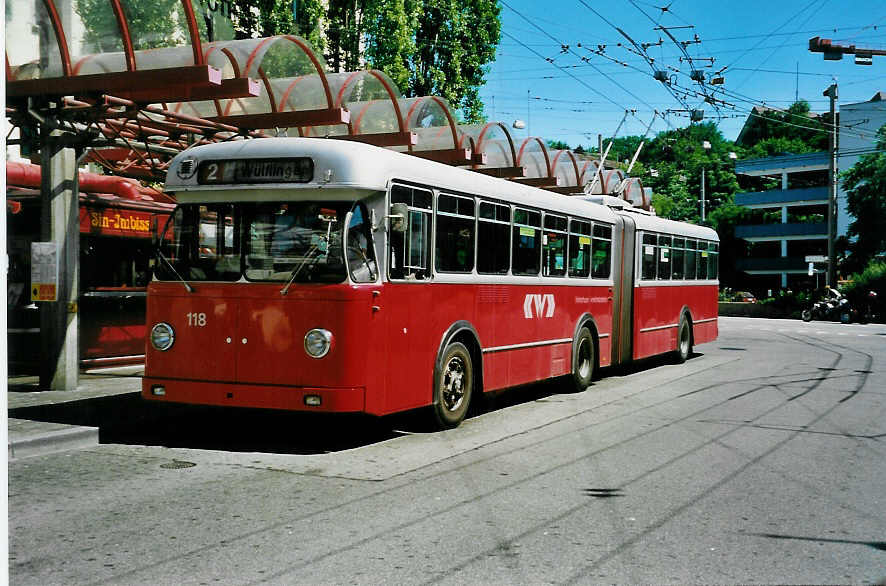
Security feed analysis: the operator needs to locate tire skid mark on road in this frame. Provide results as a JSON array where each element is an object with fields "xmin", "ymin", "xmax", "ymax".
[
  {"xmin": 91, "ymin": 354, "xmax": 741, "ymax": 585},
  {"xmin": 553, "ymin": 331, "xmax": 877, "ymax": 585},
  {"xmin": 95, "ymin": 333, "xmax": 877, "ymax": 585}
]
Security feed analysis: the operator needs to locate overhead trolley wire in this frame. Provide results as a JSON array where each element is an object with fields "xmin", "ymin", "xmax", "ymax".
[{"xmin": 498, "ymin": 0, "xmax": 671, "ymax": 135}]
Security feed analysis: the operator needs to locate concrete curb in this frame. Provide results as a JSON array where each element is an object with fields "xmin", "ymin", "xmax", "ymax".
[{"xmin": 8, "ymin": 421, "xmax": 99, "ymax": 460}]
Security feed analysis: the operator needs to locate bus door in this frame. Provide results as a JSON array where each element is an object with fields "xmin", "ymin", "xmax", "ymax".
[
  {"xmin": 610, "ymin": 214, "xmax": 636, "ymax": 366},
  {"xmin": 383, "ymin": 186, "xmax": 435, "ymax": 413}
]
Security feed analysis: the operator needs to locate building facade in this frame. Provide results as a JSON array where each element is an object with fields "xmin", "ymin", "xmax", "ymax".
[{"xmin": 733, "ymin": 92, "xmax": 886, "ymax": 293}]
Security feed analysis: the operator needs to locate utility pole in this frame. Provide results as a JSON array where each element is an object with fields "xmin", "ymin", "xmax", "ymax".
[
  {"xmin": 700, "ymin": 166, "xmax": 706, "ymax": 223},
  {"xmin": 823, "ymin": 82, "xmax": 838, "ymax": 288}
]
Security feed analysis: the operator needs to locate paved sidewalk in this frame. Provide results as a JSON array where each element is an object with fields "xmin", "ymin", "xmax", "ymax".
[{"xmin": 7, "ymin": 367, "xmax": 143, "ymax": 460}]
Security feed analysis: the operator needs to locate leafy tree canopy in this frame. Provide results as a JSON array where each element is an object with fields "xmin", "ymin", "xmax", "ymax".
[{"xmin": 841, "ymin": 124, "xmax": 886, "ymax": 270}]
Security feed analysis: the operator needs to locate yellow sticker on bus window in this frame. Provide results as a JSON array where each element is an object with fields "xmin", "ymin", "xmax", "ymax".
[
  {"xmin": 702, "ymin": 251, "xmax": 709, "ymax": 258},
  {"xmin": 579, "ymin": 236, "xmax": 591, "ymax": 246},
  {"xmin": 520, "ymin": 226, "xmax": 535, "ymax": 237}
]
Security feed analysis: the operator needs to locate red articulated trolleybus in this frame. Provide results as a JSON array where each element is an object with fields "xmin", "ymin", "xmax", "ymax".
[{"xmin": 143, "ymin": 137, "xmax": 718, "ymax": 428}]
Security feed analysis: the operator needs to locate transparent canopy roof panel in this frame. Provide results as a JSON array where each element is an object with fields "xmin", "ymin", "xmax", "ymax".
[
  {"xmin": 457, "ymin": 124, "xmax": 516, "ymax": 168},
  {"xmin": 274, "ymin": 74, "xmax": 334, "ymax": 112},
  {"xmin": 623, "ymin": 178, "xmax": 649, "ymax": 208},
  {"xmin": 6, "ymin": 0, "xmax": 65, "ymax": 79},
  {"xmin": 327, "ymin": 70, "xmax": 401, "ymax": 107},
  {"xmin": 599, "ymin": 169, "xmax": 625, "ymax": 194},
  {"xmin": 348, "ymin": 100, "xmax": 401, "ymax": 135},
  {"xmin": 67, "ymin": 0, "xmax": 125, "ymax": 73},
  {"xmin": 551, "ymin": 151, "xmax": 581, "ymax": 187},
  {"xmin": 517, "ymin": 139, "xmax": 551, "ymax": 179},
  {"xmin": 204, "ymin": 36, "xmax": 325, "ymax": 80},
  {"xmin": 122, "ymin": 0, "xmax": 195, "ymax": 50},
  {"xmin": 188, "ymin": 0, "xmax": 236, "ymax": 44}
]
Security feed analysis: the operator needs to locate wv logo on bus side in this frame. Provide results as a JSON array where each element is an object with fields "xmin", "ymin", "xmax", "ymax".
[{"xmin": 523, "ymin": 294, "xmax": 555, "ymax": 319}]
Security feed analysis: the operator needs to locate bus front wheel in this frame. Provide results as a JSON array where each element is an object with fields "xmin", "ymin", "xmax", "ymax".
[
  {"xmin": 572, "ymin": 326, "xmax": 595, "ymax": 392},
  {"xmin": 674, "ymin": 317, "xmax": 692, "ymax": 364},
  {"xmin": 433, "ymin": 342, "xmax": 473, "ymax": 429}
]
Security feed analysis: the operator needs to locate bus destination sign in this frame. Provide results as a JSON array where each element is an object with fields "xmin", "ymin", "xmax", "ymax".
[{"xmin": 197, "ymin": 158, "xmax": 314, "ymax": 185}]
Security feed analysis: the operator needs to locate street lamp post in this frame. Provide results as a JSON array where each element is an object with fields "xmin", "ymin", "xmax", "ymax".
[{"xmin": 701, "ymin": 141, "xmax": 711, "ymax": 222}]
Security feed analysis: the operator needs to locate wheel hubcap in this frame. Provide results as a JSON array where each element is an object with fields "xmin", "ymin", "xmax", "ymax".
[
  {"xmin": 442, "ymin": 356, "xmax": 466, "ymax": 412},
  {"xmin": 680, "ymin": 326, "xmax": 690, "ymax": 355},
  {"xmin": 577, "ymin": 339, "xmax": 591, "ymax": 379}
]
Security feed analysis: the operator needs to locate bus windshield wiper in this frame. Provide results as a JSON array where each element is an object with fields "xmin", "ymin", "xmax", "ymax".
[
  {"xmin": 156, "ymin": 249, "xmax": 194, "ymax": 293},
  {"xmin": 280, "ymin": 245, "xmax": 321, "ymax": 296}
]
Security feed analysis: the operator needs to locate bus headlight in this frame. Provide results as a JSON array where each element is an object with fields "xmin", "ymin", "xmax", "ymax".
[
  {"xmin": 150, "ymin": 322, "xmax": 175, "ymax": 351},
  {"xmin": 304, "ymin": 328, "xmax": 333, "ymax": 358}
]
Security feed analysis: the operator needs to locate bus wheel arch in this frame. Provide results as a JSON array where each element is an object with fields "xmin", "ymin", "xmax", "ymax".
[
  {"xmin": 432, "ymin": 321, "xmax": 482, "ymax": 428},
  {"xmin": 572, "ymin": 314, "xmax": 599, "ymax": 391},
  {"xmin": 675, "ymin": 308, "xmax": 694, "ymax": 364}
]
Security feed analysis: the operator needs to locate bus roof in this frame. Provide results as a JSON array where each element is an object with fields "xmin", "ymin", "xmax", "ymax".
[
  {"xmin": 165, "ymin": 137, "xmax": 620, "ymax": 223},
  {"xmin": 626, "ymin": 211, "xmax": 719, "ymax": 242}
]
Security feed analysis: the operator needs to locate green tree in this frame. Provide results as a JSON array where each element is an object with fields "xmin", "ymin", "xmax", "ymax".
[
  {"xmin": 841, "ymin": 124, "xmax": 886, "ymax": 271},
  {"xmin": 75, "ymin": 0, "xmax": 183, "ymax": 51},
  {"xmin": 738, "ymin": 100, "xmax": 829, "ymax": 153},
  {"xmin": 296, "ymin": 0, "xmax": 500, "ymax": 123},
  {"xmin": 641, "ymin": 122, "xmax": 740, "ymax": 225}
]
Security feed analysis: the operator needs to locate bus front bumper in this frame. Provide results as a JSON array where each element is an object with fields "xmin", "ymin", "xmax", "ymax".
[{"xmin": 142, "ymin": 378, "xmax": 366, "ymax": 413}]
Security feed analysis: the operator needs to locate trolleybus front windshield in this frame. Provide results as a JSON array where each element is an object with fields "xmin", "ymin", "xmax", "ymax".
[{"xmin": 156, "ymin": 201, "xmax": 361, "ymax": 284}]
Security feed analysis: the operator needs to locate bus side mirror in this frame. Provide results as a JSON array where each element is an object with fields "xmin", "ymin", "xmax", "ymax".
[{"xmin": 389, "ymin": 203, "xmax": 408, "ymax": 233}]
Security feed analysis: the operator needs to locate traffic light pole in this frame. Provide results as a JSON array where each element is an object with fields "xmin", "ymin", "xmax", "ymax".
[{"xmin": 823, "ymin": 83, "xmax": 838, "ymax": 288}]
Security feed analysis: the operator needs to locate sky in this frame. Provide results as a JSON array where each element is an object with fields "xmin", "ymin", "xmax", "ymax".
[{"xmin": 479, "ymin": 0, "xmax": 886, "ymax": 150}]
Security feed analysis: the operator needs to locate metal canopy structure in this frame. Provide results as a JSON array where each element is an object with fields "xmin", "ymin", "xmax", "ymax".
[{"xmin": 6, "ymin": 0, "xmax": 647, "ymax": 191}]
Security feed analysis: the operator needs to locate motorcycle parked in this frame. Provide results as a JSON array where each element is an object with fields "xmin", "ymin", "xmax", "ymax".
[
  {"xmin": 801, "ymin": 288, "xmax": 851, "ymax": 323},
  {"xmin": 849, "ymin": 290, "xmax": 879, "ymax": 324}
]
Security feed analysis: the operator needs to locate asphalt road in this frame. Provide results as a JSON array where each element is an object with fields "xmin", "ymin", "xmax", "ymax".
[{"xmin": 8, "ymin": 317, "xmax": 886, "ymax": 585}]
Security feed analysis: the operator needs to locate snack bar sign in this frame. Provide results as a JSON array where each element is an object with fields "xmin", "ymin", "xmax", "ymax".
[{"xmin": 31, "ymin": 242, "xmax": 59, "ymax": 302}]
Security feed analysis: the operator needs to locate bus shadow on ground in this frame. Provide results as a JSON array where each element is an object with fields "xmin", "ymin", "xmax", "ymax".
[{"xmin": 8, "ymin": 353, "xmax": 693, "ymax": 455}]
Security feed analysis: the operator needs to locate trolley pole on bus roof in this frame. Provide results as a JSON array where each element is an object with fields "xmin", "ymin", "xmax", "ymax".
[{"xmin": 823, "ymin": 83, "xmax": 838, "ymax": 288}]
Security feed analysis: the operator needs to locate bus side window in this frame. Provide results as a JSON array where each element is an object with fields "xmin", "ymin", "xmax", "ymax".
[
  {"xmin": 477, "ymin": 201, "xmax": 510, "ymax": 274},
  {"xmin": 592, "ymin": 223, "xmax": 612, "ymax": 279},
  {"xmin": 542, "ymin": 213, "xmax": 567, "ymax": 277},
  {"xmin": 685, "ymin": 239, "xmax": 697, "ymax": 279},
  {"xmin": 708, "ymin": 242, "xmax": 718, "ymax": 280},
  {"xmin": 347, "ymin": 204, "xmax": 377, "ymax": 283},
  {"xmin": 641, "ymin": 233, "xmax": 657, "ymax": 280},
  {"xmin": 389, "ymin": 184, "xmax": 432, "ymax": 280},
  {"xmin": 568, "ymin": 219, "xmax": 591, "ymax": 278},
  {"xmin": 435, "ymin": 193, "xmax": 475, "ymax": 273},
  {"xmin": 671, "ymin": 238, "xmax": 685, "ymax": 280},
  {"xmin": 697, "ymin": 240, "xmax": 709, "ymax": 280},
  {"xmin": 513, "ymin": 207, "xmax": 541, "ymax": 276},
  {"xmin": 657, "ymin": 235, "xmax": 672, "ymax": 280}
]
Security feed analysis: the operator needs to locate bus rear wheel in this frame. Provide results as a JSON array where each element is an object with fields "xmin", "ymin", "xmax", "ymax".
[
  {"xmin": 674, "ymin": 317, "xmax": 692, "ymax": 364},
  {"xmin": 572, "ymin": 326, "xmax": 594, "ymax": 392},
  {"xmin": 432, "ymin": 342, "xmax": 473, "ymax": 429}
]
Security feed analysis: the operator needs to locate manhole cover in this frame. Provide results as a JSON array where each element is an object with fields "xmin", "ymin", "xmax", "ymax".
[{"xmin": 160, "ymin": 460, "xmax": 196, "ymax": 469}]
